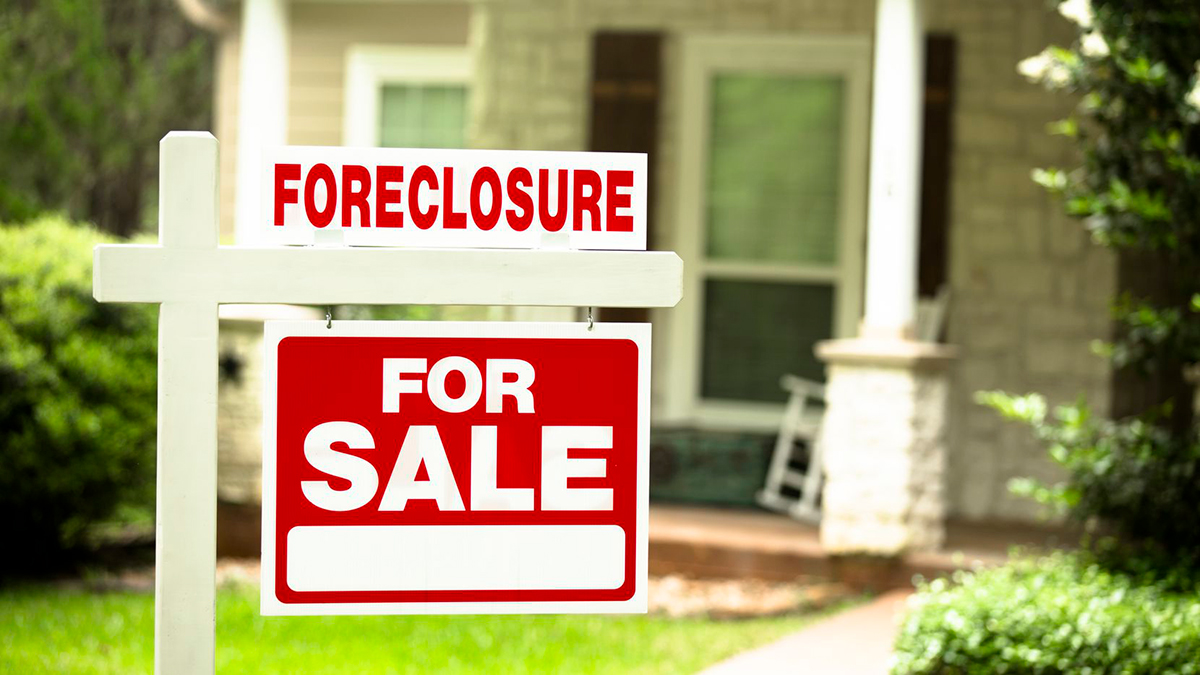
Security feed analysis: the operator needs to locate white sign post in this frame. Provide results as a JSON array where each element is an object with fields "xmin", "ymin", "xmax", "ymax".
[{"xmin": 91, "ymin": 132, "xmax": 682, "ymax": 675}]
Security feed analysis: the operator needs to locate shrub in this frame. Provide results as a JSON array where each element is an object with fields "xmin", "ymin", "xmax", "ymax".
[
  {"xmin": 892, "ymin": 552, "xmax": 1200, "ymax": 674},
  {"xmin": 0, "ymin": 217, "xmax": 157, "ymax": 570},
  {"xmin": 978, "ymin": 391, "xmax": 1200, "ymax": 558}
]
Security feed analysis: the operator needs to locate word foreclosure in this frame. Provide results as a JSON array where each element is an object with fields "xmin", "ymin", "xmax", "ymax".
[{"xmin": 264, "ymin": 147, "xmax": 647, "ymax": 249}]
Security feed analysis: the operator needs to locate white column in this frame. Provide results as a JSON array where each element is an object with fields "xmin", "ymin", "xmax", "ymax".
[
  {"xmin": 234, "ymin": 0, "xmax": 289, "ymax": 245},
  {"xmin": 154, "ymin": 133, "xmax": 220, "ymax": 674},
  {"xmin": 814, "ymin": 0, "xmax": 951, "ymax": 557},
  {"xmin": 861, "ymin": 0, "xmax": 925, "ymax": 339}
]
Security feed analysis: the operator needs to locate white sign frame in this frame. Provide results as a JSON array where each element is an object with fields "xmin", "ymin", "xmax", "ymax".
[
  {"xmin": 90, "ymin": 132, "xmax": 681, "ymax": 674},
  {"xmin": 261, "ymin": 320, "xmax": 650, "ymax": 616}
]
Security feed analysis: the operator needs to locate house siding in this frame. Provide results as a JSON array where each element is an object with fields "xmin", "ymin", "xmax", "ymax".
[{"xmin": 213, "ymin": 28, "xmax": 240, "ymax": 241}]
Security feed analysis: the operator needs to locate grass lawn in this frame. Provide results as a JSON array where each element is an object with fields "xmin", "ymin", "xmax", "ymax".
[{"xmin": 1, "ymin": 582, "xmax": 830, "ymax": 674}]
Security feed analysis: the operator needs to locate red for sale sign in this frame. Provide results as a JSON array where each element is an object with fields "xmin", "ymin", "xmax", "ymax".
[{"xmin": 261, "ymin": 321, "xmax": 649, "ymax": 615}]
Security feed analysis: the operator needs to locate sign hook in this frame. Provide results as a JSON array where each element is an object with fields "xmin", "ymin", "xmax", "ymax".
[
  {"xmin": 325, "ymin": 307, "xmax": 333, "ymax": 329},
  {"xmin": 587, "ymin": 307, "xmax": 594, "ymax": 331}
]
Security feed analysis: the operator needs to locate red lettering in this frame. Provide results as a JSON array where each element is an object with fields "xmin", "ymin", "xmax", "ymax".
[
  {"xmin": 273, "ymin": 163, "xmax": 301, "ymax": 226},
  {"xmin": 538, "ymin": 169, "xmax": 568, "ymax": 232},
  {"xmin": 409, "ymin": 165, "xmax": 439, "ymax": 229},
  {"xmin": 470, "ymin": 167, "xmax": 502, "ymax": 231},
  {"xmin": 506, "ymin": 168, "xmax": 533, "ymax": 231},
  {"xmin": 376, "ymin": 165, "xmax": 404, "ymax": 228},
  {"xmin": 304, "ymin": 163, "xmax": 337, "ymax": 228},
  {"xmin": 572, "ymin": 169, "xmax": 602, "ymax": 231},
  {"xmin": 443, "ymin": 167, "xmax": 466, "ymax": 229},
  {"xmin": 341, "ymin": 164, "xmax": 371, "ymax": 228},
  {"xmin": 606, "ymin": 170, "xmax": 633, "ymax": 232}
]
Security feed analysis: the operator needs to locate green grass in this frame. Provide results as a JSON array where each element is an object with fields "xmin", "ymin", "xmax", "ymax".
[{"xmin": 1, "ymin": 582, "xmax": 828, "ymax": 674}]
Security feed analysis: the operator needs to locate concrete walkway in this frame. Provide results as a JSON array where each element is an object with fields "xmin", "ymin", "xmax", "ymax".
[{"xmin": 700, "ymin": 589, "xmax": 912, "ymax": 675}]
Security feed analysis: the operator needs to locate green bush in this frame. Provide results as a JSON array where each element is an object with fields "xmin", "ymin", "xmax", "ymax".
[
  {"xmin": 892, "ymin": 552, "xmax": 1200, "ymax": 675},
  {"xmin": 978, "ymin": 392, "xmax": 1200, "ymax": 558},
  {"xmin": 0, "ymin": 217, "xmax": 157, "ymax": 569}
]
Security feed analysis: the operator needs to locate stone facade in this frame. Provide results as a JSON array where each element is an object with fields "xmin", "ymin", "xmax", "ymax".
[
  {"xmin": 926, "ymin": 3, "xmax": 1116, "ymax": 521},
  {"xmin": 216, "ymin": 305, "xmax": 320, "ymax": 507},
  {"xmin": 216, "ymin": 318, "xmax": 265, "ymax": 505},
  {"xmin": 817, "ymin": 342, "xmax": 953, "ymax": 553},
  {"xmin": 468, "ymin": 0, "xmax": 1115, "ymax": 523}
]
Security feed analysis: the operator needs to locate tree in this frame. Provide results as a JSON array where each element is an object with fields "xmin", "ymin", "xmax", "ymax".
[
  {"xmin": 0, "ymin": 0, "xmax": 212, "ymax": 236},
  {"xmin": 1020, "ymin": 0, "xmax": 1200, "ymax": 430},
  {"xmin": 982, "ymin": 0, "xmax": 1200, "ymax": 559}
]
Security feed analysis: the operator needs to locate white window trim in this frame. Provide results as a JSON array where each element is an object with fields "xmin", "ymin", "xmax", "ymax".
[
  {"xmin": 655, "ymin": 34, "xmax": 872, "ymax": 433},
  {"xmin": 342, "ymin": 44, "xmax": 471, "ymax": 148}
]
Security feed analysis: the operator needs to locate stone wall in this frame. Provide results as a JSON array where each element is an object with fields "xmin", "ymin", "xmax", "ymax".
[
  {"xmin": 216, "ymin": 305, "xmax": 322, "ymax": 509},
  {"xmin": 216, "ymin": 318, "xmax": 266, "ymax": 506},
  {"xmin": 819, "ymin": 356, "xmax": 950, "ymax": 553},
  {"xmin": 471, "ymin": 0, "xmax": 1116, "ymax": 522},
  {"xmin": 926, "ymin": 2, "xmax": 1115, "ymax": 521}
]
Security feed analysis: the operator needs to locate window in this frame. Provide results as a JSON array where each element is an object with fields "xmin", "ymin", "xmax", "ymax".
[
  {"xmin": 341, "ymin": 44, "xmax": 492, "ymax": 322},
  {"xmin": 378, "ymin": 84, "xmax": 468, "ymax": 148},
  {"xmin": 660, "ymin": 35, "xmax": 871, "ymax": 430},
  {"xmin": 343, "ymin": 45, "xmax": 471, "ymax": 148}
]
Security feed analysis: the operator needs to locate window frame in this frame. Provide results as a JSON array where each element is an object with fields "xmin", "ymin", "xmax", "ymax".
[
  {"xmin": 342, "ymin": 44, "xmax": 472, "ymax": 148},
  {"xmin": 656, "ymin": 34, "xmax": 871, "ymax": 432}
]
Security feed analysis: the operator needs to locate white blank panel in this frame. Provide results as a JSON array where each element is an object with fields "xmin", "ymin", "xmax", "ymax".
[{"xmin": 287, "ymin": 525, "xmax": 626, "ymax": 592}]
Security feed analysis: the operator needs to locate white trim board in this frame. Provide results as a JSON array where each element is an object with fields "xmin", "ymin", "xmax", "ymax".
[
  {"xmin": 658, "ymin": 33, "xmax": 871, "ymax": 430},
  {"xmin": 343, "ymin": 44, "xmax": 471, "ymax": 148}
]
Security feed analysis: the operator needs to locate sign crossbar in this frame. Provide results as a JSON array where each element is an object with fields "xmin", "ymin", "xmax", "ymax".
[{"xmin": 95, "ymin": 246, "xmax": 682, "ymax": 307}]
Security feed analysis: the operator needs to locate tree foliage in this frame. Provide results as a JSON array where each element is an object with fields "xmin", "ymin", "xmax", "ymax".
[
  {"xmin": 1020, "ymin": 0, "xmax": 1200, "ymax": 401},
  {"xmin": 0, "ymin": 0, "xmax": 212, "ymax": 236},
  {"xmin": 982, "ymin": 0, "xmax": 1200, "ymax": 556},
  {"xmin": 899, "ymin": 3, "xmax": 1200, "ymax": 669}
]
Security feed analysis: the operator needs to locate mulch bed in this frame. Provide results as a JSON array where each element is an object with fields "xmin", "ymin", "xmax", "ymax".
[{"xmin": 72, "ymin": 558, "xmax": 854, "ymax": 619}]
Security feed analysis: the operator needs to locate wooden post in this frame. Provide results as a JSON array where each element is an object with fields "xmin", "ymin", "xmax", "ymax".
[{"xmin": 153, "ymin": 132, "xmax": 220, "ymax": 674}]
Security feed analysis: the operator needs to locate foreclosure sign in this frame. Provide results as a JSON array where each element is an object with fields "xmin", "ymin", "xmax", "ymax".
[
  {"xmin": 264, "ymin": 147, "xmax": 647, "ymax": 249},
  {"xmin": 261, "ymin": 321, "xmax": 650, "ymax": 615}
]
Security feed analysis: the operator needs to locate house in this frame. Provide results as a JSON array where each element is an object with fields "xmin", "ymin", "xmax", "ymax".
[{"xmin": 177, "ymin": 0, "xmax": 1116, "ymax": 556}]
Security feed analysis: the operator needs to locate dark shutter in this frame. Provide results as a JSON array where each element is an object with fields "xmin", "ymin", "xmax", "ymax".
[
  {"xmin": 588, "ymin": 32, "xmax": 662, "ymax": 323},
  {"xmin": 918, "ymin": 34, "xmax": 956, "ymax": 299}
]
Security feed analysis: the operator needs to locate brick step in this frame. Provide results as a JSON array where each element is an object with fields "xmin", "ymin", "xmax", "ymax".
[{"xmin": 649, "ymin": 504, "xmax": 1075, "ymax": 591}]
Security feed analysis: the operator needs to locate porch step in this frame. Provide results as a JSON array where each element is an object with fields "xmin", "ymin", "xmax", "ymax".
[
  {"xmin": 649, "ymin": 504, "xmax": 829, "ymax": 583},
  {"xmin": 648, "ymin": 504, "xmax": 1075, "ymax": 590}
]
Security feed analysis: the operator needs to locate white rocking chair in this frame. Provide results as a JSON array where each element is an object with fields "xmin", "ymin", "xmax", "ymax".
[
  {"xmin": 755, "ymin": 374, "xmax": 826, "ymax": 524},
  {"xmin": 757, "ymin": 287, "xmax": 951, "ymax": 523}
]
